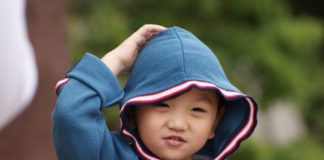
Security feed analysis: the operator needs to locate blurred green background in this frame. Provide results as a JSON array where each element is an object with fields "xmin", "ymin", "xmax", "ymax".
[{"xmin": 67, "ymin": 0, "xmax": 324, "ymax": 159}]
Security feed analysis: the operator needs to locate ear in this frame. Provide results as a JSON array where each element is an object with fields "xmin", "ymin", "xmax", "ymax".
[{"xmin": 208, "ymin": 106, "xmax": 225, "ymax": 139}]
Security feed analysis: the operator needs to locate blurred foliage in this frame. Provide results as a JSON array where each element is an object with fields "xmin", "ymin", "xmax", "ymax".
[
  {"xmin": 232, "ymin": 137, "xmax": 324, "ymax": 160},
  {"xmin": 67, "ymin": 0, "xmax": 324, "ymax": 159}
]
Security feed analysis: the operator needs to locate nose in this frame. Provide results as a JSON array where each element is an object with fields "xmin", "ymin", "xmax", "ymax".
[{"xmin": 166, "ymin": 114, "xmax": 188, "ymax": 131}]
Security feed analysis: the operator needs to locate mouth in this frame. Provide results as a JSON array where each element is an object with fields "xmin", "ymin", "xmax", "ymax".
[{"xmin": 163, "ymin": 135, "xmax": 186, "ymax": 147}]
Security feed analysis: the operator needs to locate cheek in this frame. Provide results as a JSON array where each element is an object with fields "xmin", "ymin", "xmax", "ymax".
[
  {"xmin": 185, "ymin": 119, "xmax": 215, "ymax": 154},
  {"xmin": 135, "ymin": 109, "xmax": 165, "ymax": 152},
  {"xmin": 136, "ymin": 109, "xmax": 163, "ymax": 136},
  {"xmin": 192, "ymin": 118, "xmax": 215, "ymax": 139}
]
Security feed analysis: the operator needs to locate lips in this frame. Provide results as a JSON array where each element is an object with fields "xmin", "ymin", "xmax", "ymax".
[{"xmin": 163, "ymin": 135, "xmax": 186, "ymax": 147}]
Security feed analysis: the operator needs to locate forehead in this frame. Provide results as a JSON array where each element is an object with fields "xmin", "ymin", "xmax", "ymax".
[{"xmin": 165, "ymin": 88, "xmax": 218, "ymax": 105}]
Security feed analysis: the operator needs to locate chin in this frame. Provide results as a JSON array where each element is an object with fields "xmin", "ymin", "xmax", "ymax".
[{"xmin": 158, "ymin": 154, "xmax": 190, "ymax": 160}]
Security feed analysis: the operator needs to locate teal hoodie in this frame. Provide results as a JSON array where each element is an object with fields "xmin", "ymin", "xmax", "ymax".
[{"xmin": 53, "ymin": 26, "xmax": 258, "ymax": 160}]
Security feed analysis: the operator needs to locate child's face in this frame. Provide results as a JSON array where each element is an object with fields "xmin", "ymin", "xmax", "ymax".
[{"xmin": 135, "ymin": 88, "xmax": 221, "ymax": 160}]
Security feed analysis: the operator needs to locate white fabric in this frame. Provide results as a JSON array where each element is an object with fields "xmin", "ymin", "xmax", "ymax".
[{"xmin": 0, "ymin": 0, "xmax": 38, "ymax": 130}]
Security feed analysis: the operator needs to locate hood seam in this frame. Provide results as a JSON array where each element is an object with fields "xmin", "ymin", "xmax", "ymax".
[{"xmin": 173, "ymin": 27, "xmax": 187, "ymax": 77}]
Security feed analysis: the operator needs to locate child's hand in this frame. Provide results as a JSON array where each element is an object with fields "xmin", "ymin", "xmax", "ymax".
[{"xmin": 101, "ymin": 24, "xmax": 166, "ymax": 75}]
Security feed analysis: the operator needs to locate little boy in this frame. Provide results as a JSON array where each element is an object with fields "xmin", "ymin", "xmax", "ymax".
[{"xmin": 53, "ymin": 24, "xmax": 258, "ymax": 160}]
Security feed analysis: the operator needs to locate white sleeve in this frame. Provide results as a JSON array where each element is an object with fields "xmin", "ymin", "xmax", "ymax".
[{"xmin": 0, "ymin": 0, "xmax": 38, "ymax": 130}]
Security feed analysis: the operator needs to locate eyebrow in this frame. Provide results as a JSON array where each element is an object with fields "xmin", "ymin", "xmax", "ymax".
[
  {"xmin": 193, "ymin": 94, "xmax": 215, "ymax": 105},
  {"xmin": 194, "ymin": 92, "xmax": 223, "ymax": 110}
]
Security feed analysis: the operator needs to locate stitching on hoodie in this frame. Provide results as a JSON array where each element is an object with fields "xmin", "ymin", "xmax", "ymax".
[{"xmin": 173, "ymin": 27, "xmax": 186, "ymax": 77}]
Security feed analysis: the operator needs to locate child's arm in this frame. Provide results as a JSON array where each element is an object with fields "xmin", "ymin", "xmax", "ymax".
[{"xmin": 53, "ymin": 24, "xmax": 165, "ymax": 160}]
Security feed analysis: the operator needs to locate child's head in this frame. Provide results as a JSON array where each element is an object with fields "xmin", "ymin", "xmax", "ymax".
[
  {"xmin": 135, "ymin": 88, "xmax": 224, "ymax": 160},
  {"xmin": 119, "ymin": 26, "xmax": 257, "ymax": 160}
]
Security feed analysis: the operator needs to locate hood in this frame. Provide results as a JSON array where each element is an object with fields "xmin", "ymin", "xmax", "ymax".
[{"xmin": 119, "ymin": 26, "xmax": 257, "ymax": 160}]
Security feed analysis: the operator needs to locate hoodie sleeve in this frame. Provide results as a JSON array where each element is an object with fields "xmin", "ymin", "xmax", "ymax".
[{"xmin": 52, "ymin": 53, "xmax": 136, "ymax": 160}]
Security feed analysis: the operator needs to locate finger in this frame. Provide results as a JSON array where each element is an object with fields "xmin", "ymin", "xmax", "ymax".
[
  {"xmin": 128, "ymin": 24, "xmax": 166, "ymax": 50},
  {"xmin": 142, "ymin": 31, "xmax": 154, "ymax": 41},
  {"xmin": 132, "ymin": 30, "xmax": 154, "ymax": 46},
  {"xmin": 138, "ymin": 24, "xmax": 166, "ymax": 38},
  {"xmin": 140, "ymin": 24, "xmax": 166, "ymax": 33}
]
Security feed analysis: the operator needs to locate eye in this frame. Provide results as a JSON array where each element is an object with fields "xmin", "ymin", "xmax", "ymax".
[
  {"xmin": 191, "ymin": 107, "xmax": 206, "ymax": 113},
  {"xmin": 154, "ymin": 102, "xmax": 169, "ymax": 108},
  {"xmin": 152, "ymin": 102, "xmax": 170, "ymax": 112}
]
